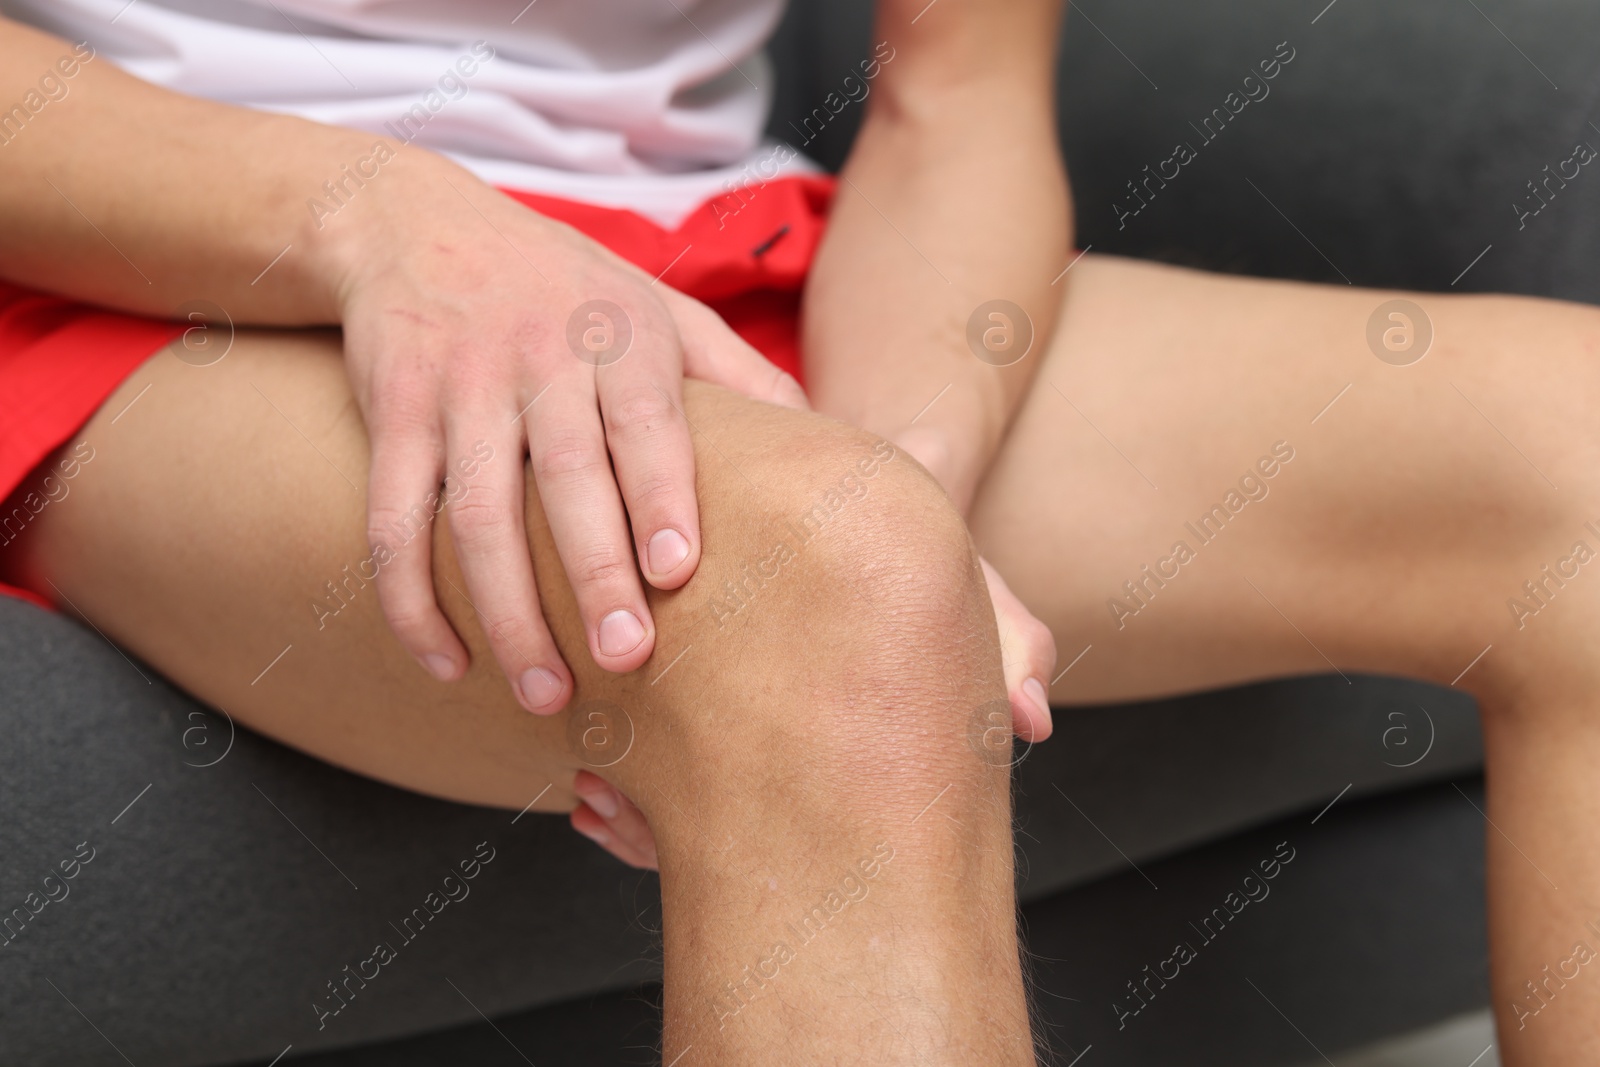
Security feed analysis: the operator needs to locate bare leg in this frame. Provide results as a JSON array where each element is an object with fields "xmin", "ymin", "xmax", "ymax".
[
  {"xmin": 969, "ymin": 254, "xmax": 1600, "ymax": 1063},
  {"xmin": 0, "ymin": 333, "xmax": 1031, "ymax": 1066}
]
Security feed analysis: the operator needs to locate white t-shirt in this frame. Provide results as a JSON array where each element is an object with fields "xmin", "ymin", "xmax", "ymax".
[{"xmin": 0, "ymin": 0, "xmax": 814, "ymax": 226}]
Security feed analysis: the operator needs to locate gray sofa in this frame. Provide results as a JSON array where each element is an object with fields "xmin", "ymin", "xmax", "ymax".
[{"xmin": 7, "ymin": 0, "xmax": 1599, "ymax": 1063}]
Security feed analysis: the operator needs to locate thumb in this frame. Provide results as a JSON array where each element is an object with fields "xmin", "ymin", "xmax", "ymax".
[
  {"xmin": 980, "ymin": 557, "xmax": 1056, "ymax": 743},
  {"xmin": 663, "ymin": 288, "xmax": 809, "ymax": 411}
]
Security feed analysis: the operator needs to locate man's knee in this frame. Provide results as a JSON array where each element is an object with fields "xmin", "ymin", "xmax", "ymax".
[{"xmin": 572, "ymin": 387, "xmax": 1007, "ymax": 818}]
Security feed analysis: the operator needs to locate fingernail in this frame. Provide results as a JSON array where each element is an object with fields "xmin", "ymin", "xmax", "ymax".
[
  {"xmin": 519, "ymin": 667, "xmax": 563, "ymax": 710},
  {"xmin": 584, "ymin": 786, "xmax": 620, "ymax": 819},
  {"xmin": 598, "ymin": 610, "xmax": 646, "ymax": 657},
  {"xmin": 575, "ymin": 822, "xmax": 610, "ymax": 847},
  {"xmin": 1023, "ymin": 677, "xmax": 1051, "ymax": 719},
  {"xmin": 647, "ymin": 528, "xmax": 691, "ymax": 575},
  {"xmin": 421, "ymin": 653, "xmax": 456, "ymax": 681}
]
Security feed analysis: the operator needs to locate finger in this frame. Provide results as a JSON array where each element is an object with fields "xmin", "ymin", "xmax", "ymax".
[
  {"xmin": 981, "ymin": 558, "xmax": 1056, "ymax": 743},
  {"xmin": 572, "ymin": 771, "xmax": 659, "ymax": 865},
  {"xmin": 664, "ymin": 288, "xmax": 809, "ymax": 411},
  {"xmin": 527, "ymin": 379, "xmax": 655, "ymax": 673},
  {"xmin": 571, "ymin": 803, "xmax": 658, "ymax": 870},
  {"xmin": 442, "ymin": 424, "xmax": 572, "ymax": 714},
  {"xmin": 596, "ymin": 349, "xmax": 700, "ymax": 591},
  {"xmin": 366, "ymin": 420, "xmax": 468, "ymax": 682}
]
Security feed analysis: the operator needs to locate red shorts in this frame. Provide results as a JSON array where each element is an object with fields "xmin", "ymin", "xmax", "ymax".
[{"xmin": 0, "ymin": 174, "xmax": 835, "ymax": 609}]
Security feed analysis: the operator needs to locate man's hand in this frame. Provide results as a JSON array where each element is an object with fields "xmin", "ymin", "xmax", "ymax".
[
  {"xmin": 980, "ymin": 558, "xmax": 1055, "ymax": 743},
  {"xmin": 566, "ymin": 0, "xmax": 1072, "ymax": 867},
  {"xmin": 571, "ymin": 770, "xmax": 658, "ymax": 869},
  {"xmin": 332, "ymin": 158, "xmax": 806, "ymax": 713}
]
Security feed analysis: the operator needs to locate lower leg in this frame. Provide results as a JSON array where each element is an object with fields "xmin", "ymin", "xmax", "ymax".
[
  {"xmin": 0, "ymin": 331, "xmax": 1033, "ymax": 1064},
  {"xmin": 968, "ymin": 254, "xmax": 1600, "ymax": 1062},
  {"xmin": 643, "ymin": 557, "xmax": 1029, "ymax": 1063},
  {"xmin": 1480, "ymin": 673, "xmax": 1600, "ymax": 1061}
]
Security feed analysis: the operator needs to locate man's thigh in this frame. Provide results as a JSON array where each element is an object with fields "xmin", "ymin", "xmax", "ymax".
[
  {"xmin": 0, "ymin": 328, "xmax": 913, "ymax": 812},
  {"xmin": 970, "ymin": 254, "xmax": 1600, "ymax": 704},
  {"xmin": 0, "ymin": 327, "xmax": 1006, "ymax": 1065}
]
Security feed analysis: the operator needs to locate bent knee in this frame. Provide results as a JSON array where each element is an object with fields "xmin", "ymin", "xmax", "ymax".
[
  {"xmin": 682, "ymin": 383, "xmax": 993, "ymax": 665},
  {"xmin": 562, "ymin": 384, "xmax": 1006, "ymax": 786},
  {"xmin": 695, "ymin": 395, "xmax": 978, "ymax": 624}
]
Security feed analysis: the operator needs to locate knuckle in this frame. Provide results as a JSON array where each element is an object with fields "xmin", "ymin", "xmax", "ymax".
[
  {"xmin": 568, "ymin": 546, "xmax": 635, "ymax": 590},
  {"xmin": 366, "ymin": 502, "xmax": 410, "ymax": 533},
  {"xmin": 364, "ymin": 516, "xmax": 400, "ymax": 550},
  {"xmin": 603, "ymin": 389, "xmax": 678, "ymax": 439},
  {"xmin": 447, "ymin": 493, "xmax": 517, "ymax": 550},
  {"xmin": 534, "ymin": 433, "xmax": 607, "ymax": 481},
  {"xmin": 478, "ymin": 609, "xmax": 537, "ymax": 649},
  {"xmin": 368, "ymin": 501, "xmax": 438, "ymax": 553},
  {"xmin": 621, "ymin": 466, "xmax": 682, "ymax": 516},
  {"xmin": 1024, "ymin": 619, "xmax": 1057, "ymax": 663},
  {"xmin": 381, "ymin": 598, "xmax": 439, "ymax": 641},
  {"xmin": 369, "ymin": 381, "xmax": 434, "ymax": 431}
]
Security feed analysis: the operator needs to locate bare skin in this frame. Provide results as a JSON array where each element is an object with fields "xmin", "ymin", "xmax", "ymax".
[
  {"xmin": 0, "ymin": 3, "xmax": 1070, "ymax": 738},
  {"xmin": 0, "ymin": 7, "xmax": 1059, "ymax": 1061},
  {"xmin": 4, "ymin": 2, "xmax": 1600, "ymax": 1063},
  {"xmin": 0, "ymin": 15, "xmax": 808, "ymax": 713},
  {"xmin": 8, "ymin": 255, "xmax": 1600, "ymax": 1064},
  {"xmin": 974, "ymin": 258, "xmax": 1600, "ymax": 1063},
  {"xmin": 554, "ymin": 255, "xmax": 1600, "ymax": 1061},
  {"xmin": 2, "ymin": 345, "xmax": 1034, "ymax": 1065}
]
